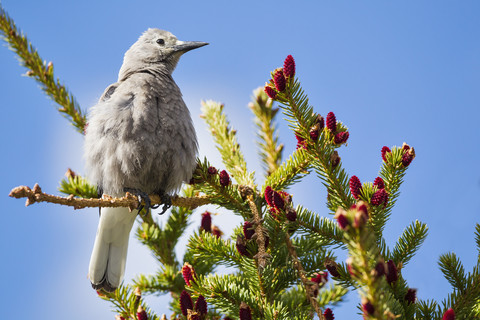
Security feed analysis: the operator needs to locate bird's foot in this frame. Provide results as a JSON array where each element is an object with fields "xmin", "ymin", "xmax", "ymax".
[
  {"xmin": 123, "ymin": 187, "xmax": 152, "ymax": 214},
  {"xmin": 153, "ymin": 190, "xmax": 171, "ymax": 215}
]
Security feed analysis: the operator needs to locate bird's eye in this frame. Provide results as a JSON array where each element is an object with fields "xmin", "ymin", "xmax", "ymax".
[{"xmin": 156, "ymin": 38, "xmax": 165, "ymax": 45}]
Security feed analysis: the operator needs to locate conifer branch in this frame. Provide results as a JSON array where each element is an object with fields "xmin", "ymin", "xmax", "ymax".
[
  {"xmin": 201, "ymin": 100, "xmax": 255, "ymax": 187},
  {"xmin": 246, "ymin": 191, "xmax": 270, "ymax": 270},
  {"xmin": 249, "ymin": 87, "xmax": 284, "ymax": 176},
  {"xmin": 263, "ymin": 148, "xmax": 311, "ymax": 193},
  {"xmin": 9, "ymin": 184, "xmax": 211, "ymax": 210},
  {"xmin": 284, "ymin": 230, "xmax": 325, "ymax": 320},
  {"xmin": 0, "ymin": 5, "xmax": 86, "ymax": 134}
]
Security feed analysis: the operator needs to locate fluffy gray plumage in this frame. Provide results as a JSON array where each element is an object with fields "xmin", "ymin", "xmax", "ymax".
[{"xmin": 84, "ymin": 28, "xmax": 206, "ymax": 292}]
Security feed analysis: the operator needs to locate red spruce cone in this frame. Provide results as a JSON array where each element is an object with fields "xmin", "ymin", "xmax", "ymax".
[
  {"xmin": 243, "ymin": 221, "xmax": 255, "ymax": 240},
  {"xmin": 323, "ymin": 308, "xmax": 335, "ymax": 320},
  {"xmin": 194, "ymin": 295, "xmax": 208, "ymax": 315},
  {"xmin": 137, "ymin": 306, "xmax": 148, "ymax": 320},
  {"xmin": 349, "ymin": 175, "xmax": 362, "ymax": 200},
  {"xmin": 264, "ymin": 85, "xmax": 277, "ymax": 99},
  {"xmin": 381, "ymin": 146, "xmax": 391, "ymax": 162},
  {"xmin": 239, "ymin": 302, "xmax": 252, "ymax": 320},
  {"xmin": 283, "ymin": 55, "xmax": 295, "ymax": 78},
  {"xmin": 182, "ymin": 262, "xmax": 196, "ymax": 287},
  {"xmin": 219, "ymin": 170, "xmax": 230, "ymax": 187},
  {"xmin": 373, "ymin": 177, "xmax": 385, "ymax": 189},
  {"xmin": 442, "ymin": 308, "xmax": 455, "ymax": 320},
  {"xmin": 326, "ymin": 112, "xmax": 336, "ymax": 132},
  {"xmin": 200, "ymin": 211, "xmax": 212, "ymax": 233},
  {"xmin": 180, "ymin": 290, "xmax": 194, "ymax": 316},
  {"xmin": 274, "ymin": 69, "xmax": 286, "ymax": 92}
]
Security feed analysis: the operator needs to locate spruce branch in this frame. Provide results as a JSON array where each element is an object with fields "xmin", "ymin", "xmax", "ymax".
[
  {"xmin": 192, "ymin": 157, "xmax": 251, "ymax": 216},
  {"xmin": 284, "ymin": 230, "xmax": 325, "ymax": 319},
  {"xmin": 249, "ymin": 87, "xmax": 284, "ymax": 176},
  {"xmin": 201, "ymin": 100, "xmax": 255, "ymax": 187},
  {"xmin": 391, "ymin": 220, "xmax": 428, "ymax": 267},
  {"xmin": 0, "ymin": 5, "xmax": 86, "ymax": 133},
  {"xmin": 9, "ymin": 184, "xmax": 211, "ymax": 210},
  {"xmin": 263, "ymin": 148, "xmax": 311, "ymax": 193}
]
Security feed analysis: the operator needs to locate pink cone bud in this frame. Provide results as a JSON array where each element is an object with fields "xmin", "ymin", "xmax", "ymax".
[
  {"xmin": 386, "ymin": 259, "xmax": 399, "ymax": 284},
  {"xmin": 402, "ymin": 147, "xmax": 415, "ymax": 167},
  {"xmin": 264, "ymin": 85, "xmax": 277, "ymax": 99},
  {"xmin": 371, "ymin": 189, "xmax": 388, "ymax": 206},
  {"xmin": 239, "ymin": 302, "xmax": 252, "ymax": 320},
  {"xmin": 324, "ymin": 259, "xmax": 341, "ymax": 277},
  {"xmin": 330, "ymin": 151, "xmax": 340, "ymax": 168},
  {"xmin": 264, "ymin": 186, "xmax": 274, "ymax": 207},
  {"xmin": 374, "ymin": 261, "xmax": 386, "ymax": 278},
  {"xmin": 326, "ymin": 112, "xmax": 336, "ymax": 133},
  {"xmin": 373, "ymin": 177, "xmax": 385, "ymax": 189},
  {"xmin": 286, "ymin": 207, "xmax": 297, "ymax": 222},
  {"xmin": 272, "ymin": 191, "xmax": 285, "ymax": 210},
  {"xmin": 274, "ymin": 69, "xmax": 286, "ymax": 92},
  {"xmin": 236, "ymin": 235, "xmax": 250, "ymax": 257},
  {"xmin": 211, "ymin": 225, "xmax": 223, "ymax": 238},
  {"xmin": 180, "ymin": 290, "xmax": 193, "ymax": 316},
  {"xmin": 207, "ymin": 166, "xmax": 217, "ymax": 175},
  {"xmin": 323, "ymin": 308, "xmax": 335, "ymax": 320},
  {"xmin": 243, "ymin": 221, "xmax": 255, "ymax": 240},
  {"xmin": 335, "ymin": 208, "xmax": 350, "ymax": 230},
  {"xmin": 349, "ymin": 175, "xmax": 362, "ymax": 200},
  {"xmin": 442, "ymin": 308, "xmax": 455, "ymax": 320},
  {"xmin": 295, "ymin": 133, "xmax": 307, "ymax": 149},
  {"xmin": 311, "ymin": 271, "xmax": 328, "ymax": 284},
  {"xmin": 195, "ymin": 295, "xmax": 208, "ymax": 315},
  {"xmin": 201, "ymin": 211, "xmax": 212, "ymax": 233},
  {"xmin": 334, "ymin": 131, "xmax": 349, "ymax": 144},
  {"xmin": 405, "ymin": 288, "xmax": 417, "ymax": 304},
  {"xmin": 137, "ymin": 306, "xmax": 148, "ymax": 320},
  {"xmin": 219, "ymin": 170, "xmax": 230, "ymax": 187},
  {"xmin": 283, "ymin": 55, "xmax": 295, "ymax": 78},
  {"xmin": 182, "ymin": 262, "xmax": 196, "ymax": 287},
  {"xmin": 381, "ymin": 146, "xmax": 391, "ymax": 162},
  {"xmin": 362, "ymin": 299, "xmax": 375, "ymax": 316}
]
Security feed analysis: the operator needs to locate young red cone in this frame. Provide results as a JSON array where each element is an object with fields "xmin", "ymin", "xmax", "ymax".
[
  {"xmin": 200, "ymin": 211, "xmax": 212, "ymax": 233},
  {"xmin": 274, "ymin": 69, "xmax": 286, "ymax": 92},
  {"xmin": 264, "ymin": 186, "xmax": 274, "ymax": 207},
  {"xmin": 349, "ymin": 175, "xmax": 362, "ymax": 200},
  {"xmin": 243, "ymin": 221, "xmax": 255, "ymax": 240},
  {"xmin": 326, "ymin": 112, "xmax": 336, "ymax": 133},
  {"xmin": 323, "ymin": 308, "xmax": 335, "ymax": 320},
  {"xmin": 283, "ymin": 55, "xmax": 296, "ymax": 78},
  {"xmin": 442, "ymin": 308, "xmax": 455, "ymax": 320},
  {"xmin": 180, "ymin": 290, "xmax": 194, "ymax": 316},
  {"xmin": 239, "ymin": 302, "xmax": 252, "ymax": 320},
  {"xmin": 137, "ymin": 306, "xmax": 148, "ymax": 320},
  {"xmin": 182, "ymin": 262, "xmax": 196, "ymax": 287},
  {"xmin": 373, "ymin": 177, "xmax": 385, "ymax": 189},
  {"xmin": 264, "ymin": 85, "xmax": 277, "ymax": 99},
  {"xmin": 195, "ymin": 295, "xmax": 208, "ymax": 315},
  {"xmin": 381, "ymin": 146, "xmax": 391, "ymax": 162},
  {"xmin": 219, "ymin": 170, "xmax": 230, "ymax": 187}
]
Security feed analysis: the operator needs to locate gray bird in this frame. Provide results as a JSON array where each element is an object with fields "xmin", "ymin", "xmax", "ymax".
[{"xmin": 84, "ymin": 28, "xmax": 206, "ymax": 292}]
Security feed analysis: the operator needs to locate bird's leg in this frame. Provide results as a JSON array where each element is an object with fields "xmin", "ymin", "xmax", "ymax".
[
  {"xmin": 153, "ymin": 189, "xmax": 171, "ymax": 215},
  {"xmin": 123, "ymin": 187, "xmax": 151, "ymax": 214}
]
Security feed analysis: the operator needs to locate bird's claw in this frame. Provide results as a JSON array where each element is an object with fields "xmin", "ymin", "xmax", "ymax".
[
  {"xmin": 156, "ymin": 191, "xmax": 172, "ymax": 215},
  {"xmin": 124, "ymin": 188, "xmax": 151, "ymax": 214}
]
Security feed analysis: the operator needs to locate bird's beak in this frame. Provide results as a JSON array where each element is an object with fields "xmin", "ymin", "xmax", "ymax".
[{"xmin": 173, "ymin": 41, "xmax": 209, "ymax": 53}]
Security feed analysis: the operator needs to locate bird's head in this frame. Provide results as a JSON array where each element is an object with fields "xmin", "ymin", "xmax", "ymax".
[{"xmin": 119, "ymin": 28, "xmax": 208, "ymax": 79}]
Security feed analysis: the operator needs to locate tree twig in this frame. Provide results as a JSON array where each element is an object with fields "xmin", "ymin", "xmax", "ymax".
[
  {"xmin": 284, "ymin": 230, "xmax": 325, "ymax": 319},
  {"xmin": 9, "ymin": 184, "xmax": 211, "ymax": 210}
]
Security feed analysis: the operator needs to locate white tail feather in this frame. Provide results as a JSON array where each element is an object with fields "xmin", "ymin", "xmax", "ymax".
[{"xmin": 88, "ymin": 206, "xmax": 137, "ymax": 289}]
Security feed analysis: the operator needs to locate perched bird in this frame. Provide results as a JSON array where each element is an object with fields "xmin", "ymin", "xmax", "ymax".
[{"xmin": 84, "ymin": 29, "xmax": 207, "ymax": 292}]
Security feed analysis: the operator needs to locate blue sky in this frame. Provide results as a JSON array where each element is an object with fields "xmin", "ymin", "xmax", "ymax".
[{"xmin": 1, "ymin": 1, "xmax": 479, "ymax": 319}]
